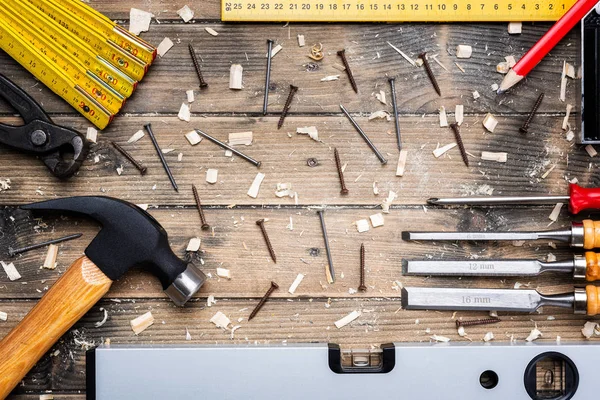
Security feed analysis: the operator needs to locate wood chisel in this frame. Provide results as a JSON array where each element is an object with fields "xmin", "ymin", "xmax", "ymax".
[
  {"xmin": 427, "ymin": 183, "xmax": 600, "ymax": 214},
  {"xmin": 402, "ymin": 219, "xmax": 600, "ymax": 249},
  {"xmin": 402, "ymin": 252, "xmax": 600, "ymax": 281},
  {"xmin": 401, "ymin": 285, "xmax": 600, "ymax": 315}
]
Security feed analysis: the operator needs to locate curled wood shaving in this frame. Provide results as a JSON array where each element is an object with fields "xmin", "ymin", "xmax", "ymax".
[
  {"xmin": 297, "ymin": 126, "xmax": 319, "ymax": 141},
  {"xmin": 582, "ymin": 321, "xmax": 599, "ymax": 338},
  {"xmin": 247, "ymin": 173, "xmax": 266, "ymax": 198},
  {"xmin": 95, "ymin": 308, "xmax": 108, "ymax": 328},
  {"xmin": 526, "ymin": 327, "xmax": 543, "ymax": 342}
]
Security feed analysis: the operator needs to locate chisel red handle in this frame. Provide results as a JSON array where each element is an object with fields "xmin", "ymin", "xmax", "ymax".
[{"xmin": 569, "ymin": 183, "xmax": 600, "ymax": 214}]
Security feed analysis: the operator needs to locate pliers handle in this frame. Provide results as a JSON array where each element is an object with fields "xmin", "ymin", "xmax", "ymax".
[{"xmin": 0, "ymin": 74, "xmax": 88, "ymax": 179}]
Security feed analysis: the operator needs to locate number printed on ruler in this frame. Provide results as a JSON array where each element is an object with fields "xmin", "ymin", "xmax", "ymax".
[{"xmin": 222, "ymin": 0, "xmax": 577, "ymax": 21}]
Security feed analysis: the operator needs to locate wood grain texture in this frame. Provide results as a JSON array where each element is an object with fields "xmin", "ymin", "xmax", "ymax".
[{"xmin": 0, "ymin": 257, "xmax": 111, "ymax": 397}]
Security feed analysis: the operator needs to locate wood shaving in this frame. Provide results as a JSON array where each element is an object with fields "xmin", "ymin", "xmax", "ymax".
[
  {"xmin": 455, "ymin": 62, "xmax": 466, "ymax": 73},
  {"xmin": 548, "ymin": 203, "xmax": 564, "ymax": 222},
  {"xmin": 565, "ymin": 63, "xmax": 575, "ymax": 79},
  {"xmin": 205, "ymin": 27, "xmax": 219, "ymax": 36},
  {"xmin": 585, "ymin": 145, "xmax": 598, "ymax": 157},
  {"xmin": 582, "ymin": 321, "xmax": 599, "ymax": 338},
  {"xmin": 542, "ymin": 164, "xmax": 556, "ymax": 179},
  {"xmin": 266, "ymin": 44, "xmax": 283, "ymax": 58},
  {"xmin": 560, "ymin": 61, "xmax": 568, "ymax": 102},
  {"xmin": 526, "ymin": 327, "xmax": 542, "ymax": 342},
  {"xmin": 547, "ymin": 253, "xmax": 556, "ymax": 262},
  {"xmin": 178, "ymin": 103, "xmax": 191, "ymax": 122},
  {"xmin": 387, "ymin": 42, "xmax": 416, "ymax": 66},
  {"xmin": 368, "ymin": 110, "xmax": 391, "ymax": 121},
  {"xmin": 177, "ymin": 5, "xmax": 194, "ymax": 22},
  {"xmin": 566, "ymin": 130, "xmax": 574, "ymax": 142},
  {"xmin": 210, "ymin": 311, "xmax": 231, "ymax": 330},
  {"xmin": 482, "ymin": 113, "xmax": 498, "ymax": 132},
  {"xmin": 332, "ymin": 63, "xmax": 346, "ymax": 71},
  {"xmin": 288, "ymin": 273, "xmax": 305, "ymax": 294},
  {"xmin": 185, "ymin": 328, "xmax": 192, "ymax": 340},
  {"xmin": 456, "ymin": 45, "xmax": 472, "ymax": 59},
  {"xmin": 481, "ymin": 151, "xmax": 507, "ymax": 163},
  {"xmin": 186, "ymin": 237, "xmax": 201, "ymax": 252},
  {"xmin": 381, "ymin": 191, "xmax": 397, "ymax": 213},
  {"xmin": 186, "ymin": 90, "xmax": 195, "ymax": 103},
  {"xmin": 355, "ymin": 219, "xmax": 370, "ymax": 233},
  {"xmin": 438, "ymin": 106, "xmax": 448, "ymax": 127},
  {"xmin": 0, "ymin": 311, "xmax": 7, "ymax": 321},
  {"xmin": 130, "ymin": 311, "xmax": 154, "ymax": 335},
  {"xmin": 129, "ymin": 8, "xmax": 153, "ymax": 35},
  {"xmin": 95, "ymin": 308, "xmax": 108, "ymax": 328},
  {"xmin": 562, "ymin": 104, "xmax": 573, "ymax": 130},
  {"xmin": 206, "ymin": 169, "xmax": 218, "ymax": 184},
  {"xmin": 496, "ymin": 62, "xmax": 509, "ymax": 74},
  {"xmin": 230, "ymin": 325, "xmax": 241, "ymax": 339},
  {"xmin": 455, "ymin": 105, "xmax": 464, "ymax": 126},
  {"xmin": 334, "ymin": 310, "xmax": 361, "ymax": 329},
  {"xmin": 396, "ymin": 150, "xmax": 408, "ymax": 177},
  {"xmin": 1, "ymin": 261, "xmax": 21, "ymax": 281},
  {"xmin": 297, "ymin": 34, "xmax": 305, "ymax": 47},
  {"xmin": 430, "ymin": 334, "xmax": 451, "ymax": 342},
  {"xmin": 375, "ymin": 90, "xmax": 386, "ymax": 105},
  {"xmin": 505, "ymin": 56, "xmax": 516, "ymax": 67},
  {"xmin": 39, "ymin": 395, "xmax": 54, "ymax": 400},
  {"xmin": 185, "ymin": 131, "xmax": 202, "ymax": 146},
  {"xmin": 228, "ymin": 131, "xmax": 253, "ymax": 146},
  {"xmin": 508, "ymin": 22, "xmax": 522, "ymax": 34},
  {"xmin": 369, "ymin": 213, "xmax": 384, "ymax": 228},
  {"xmin": 216, "ymin": 267, "xmax": 231, "ymax": 279},
  {"xmin": 229, "ymin": 65, "xmax": 243, "ymax": 89},
  {"xmin": 127, "ymin": 130, "xmax": 145, "ymax": 143},
  {"xmin": 86, "ymin": 127, "xmax": 98, "ymax": 144},
  {"xmin": 247, "ymin": 173, "xmax": 266, "ymax": 198},
  {"xmin": 472, "ymin": 90, "xmax": 480, "ymax": 99},
  {"xmin": 433, "ymin": 143, "xmax": 457, "ymax": 158},
  {"xmin": 321, "ymin": 75, "xmax": 340, "ymax": 82},
  {"xmin": 207, "ymin": 295, "xmax": 216, "ymax": 307},
  {"xmin": 483, "ymin": 332, "xmax": 494, "ymax": 342},
  {"xmin": 0, "ymin": 178, "xmax": 10, "ymax": 192},
  {"xmin": 297, "ymin": 126, "xmax": 319, "ymax": 141},
  {"xmin": 491, "ymin": 83, "xmax": 499, "ymax": 91},
  {"xmin": 157, "ymin": 37, "xmax": 174, "ymax": 57},
  {"xmin": 43, "ymin": 244, "xmax": 58, "ymax": 270}
]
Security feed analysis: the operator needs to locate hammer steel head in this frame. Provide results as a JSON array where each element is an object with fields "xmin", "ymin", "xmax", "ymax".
[{"xmin": 21, "ymin": 196, "xmax": 206, "ymax": 306}]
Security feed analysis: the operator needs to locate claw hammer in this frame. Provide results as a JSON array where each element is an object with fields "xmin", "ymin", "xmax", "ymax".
[{"xmin": 0, "ymin": 196, "xmax": 207, "ymax": 397}]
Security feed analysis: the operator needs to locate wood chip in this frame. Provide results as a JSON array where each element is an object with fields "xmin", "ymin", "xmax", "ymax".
[
  {"xmin": 297, "ymin": 34, "xmax": 305, "ymax": 47},
  {"xmin": 157, "ymin": 37, "xmax": 174, "ymax": 57},
  {"xmin": 228, "ymin": 131, "xmax": 253, "ymax": 146},
  {"xmin": 560, "ymin": 61, "xmax": 568, "ymax": 102},
  {"xmin": 185, "ymin": 130, "xmax": 202, "ymax": 146},
  {"xmin": 472, "ymin": 91, "xmax": 480, "ymax": 99},
  {"xmin": 439, "ymin": 106, "xmax": 448, "ymax": 127},
  {"xmin": 186, "ymin": 90, "xmax": 195, "ymax": 103},
  {"xmin": 288, "ymin": 273, "xmax": 305, "ymax": 294},
  {"xmin": 508, "ymin": 22, "xmax": 522, "ymax": 34},
  {"xmin": 355, "ymin": 219, "xmax": 370, "ymax": 233},
  {"xmin": 207, "ymin": 295, "xmax": 216, "ymax": 307},
  {"xmin": 95, "ymin": 308, "xmax": 109, "ymax": 328},
  {"xmin": 387, "ymin": 42, "xmax": 416, "ymax": 66},
  {"xmin": 186, "ymin": 237, "xmax": 201, "ymax": 252},
  {"xmin": 43, "ymin": 244, "xmax": 58, "ymax": 270},
  {"xmin": 430, "ymin": 334, "xmax": 451, "ymax": 342},
  {"xmin": 206, "ymin": 168, "xmax": 218, "ymax": 184},
  {"xmin": 369, "ymin": 213, "xmax": 384, "ymax": 227},
  {"xmin": 334, "ymin": 310, "xmax": 361, "ymax": 329},
  {"xmin": 0, "ymin": 311, "xmax": 7, "ymax": 321},
  {"xmin": 548, "ymin": 203, "xmax": 564, "ymax": 222},
  {"xmin": 1, "ymin": 261, "xmax": 21, "ymax": 281},
  {"xmin": 582, "ymin": 321, "xmax": 599, "ymax": 338},
  {"xmin": 562, "ymin": 104, "xmax": 573, "ymax": 130},
  {"xmin": 39, "ymin": 395, "xmax": 54, "ymax": 400},
  {"xmin": 456, "ymin": 45, "xmax": 472, "ymax": 59},
  {"xmin": 396, "ymin": 149, "xmax": 408, "ymax": 176},
  {"xmin": 178, "ymin": 103, "xmax": 191, "ymax": 122},
  {"xmin": 454, "ymin": 105, "xmax": 464, "ymax": 126},
  {"xmin": 375, "ymin": 90, "xmax": 386, "ymax": 105},
  {"xmin": 566, "ymin": 130, "xmax": 575, "ymax": 141},
  {"xmin": 565, "ymin": 63, "xmax": 575, "ymax": 79},
  {"xmin": 86, "ymin": 127, "xmax": 98, "ymax": 144},
  {"xmin": 247, "ymin": 173, "xmax": 266, "ymax": 198},
  {"xmin": 321, "ymin": 75, "xmax": 340, "ymax": 82},
  {"xmin": 369, "ymin": 110, "xmax": 391, "ymax": 121},
  {"xmin": 129, "ymin": 8, "xmax": 153, "ymax": 35},
  {"xmin": 332, "ymin": 63, "xmax": 346, "ymax": 71},
  {"xmin": 455, "ymin": 62, "xmax": 466, "ymax": 73},
  {"xmin": 483, "ymin": 113, "xmax": 498, "ymax": 132},
  {"xmin": 526, "ymin": 327, "xmax": 542, "ymax": 342},
  {"xmin": 210, "ymin": 311, "xmax": 230, "ymax": 329},
  {"xmin": 481, "ymin": 151, "xmax": 507, "ymax": 163},
  {"xmin": 229, "ymin": 64, "xmax": 243, "ymax": 90},
  {"xmin": 205, "ymin": 27, "xmax": 219, "ymax": 36},
  {"xmin": 297, "ymin": 126, "xmax": 319, "ymax": 141},
  {"xmin": 266, "ymin": 44, "xmax": 282, "ymax": 58},
  {"xmin": 130, "ymin": 311, "xmax": 154, "ymax": 335},
  {"xmin": 433, "ymin": 143, "xmax": 457, "ymax": 158},
  {"xmin": 505, "ymin": 56, "xmax": 516, "ymax": 67},
  {"xmin": 177, "ymin": 5, "xmax": 194, "ymax": 22},
  {"xmin": 128, "ymin": 130, "xmax": 145, "ymax": 144},
  {"xmin": 381, "ymin": 191, "xmax": 397, "ymax": 213},
  {"xmin": 483, "ymin": 332, "xmax": 495, "ymax": 342},
  {"xmin": 586, "ymin": 145, "xmax": 598, "ymax": 157},
  {"xmin": 216, "ymin": 267, "xmax": 231, "ymax": 279},
  {"xmin": 496, "ymin": 62, "xmax": 510, "ymax": 74}
]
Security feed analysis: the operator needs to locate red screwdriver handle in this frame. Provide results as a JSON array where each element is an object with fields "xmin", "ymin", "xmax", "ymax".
[{"xmin": 569, "ymin": 183, "xmax": 600, "ymax": 214}]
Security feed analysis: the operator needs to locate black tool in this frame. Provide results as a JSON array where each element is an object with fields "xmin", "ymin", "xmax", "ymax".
[{"xmin": 0, "ymin": 74, "xmax": 88, "ymax": 178}]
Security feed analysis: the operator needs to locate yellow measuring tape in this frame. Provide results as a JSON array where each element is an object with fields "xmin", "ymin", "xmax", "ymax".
[
  {"xmin": 222, "ymin": 0, "xmax": 577, "ymax": 21},
  {"xmin": 0, "ymin": 0, "xmax": 156, "ymax": 129}
]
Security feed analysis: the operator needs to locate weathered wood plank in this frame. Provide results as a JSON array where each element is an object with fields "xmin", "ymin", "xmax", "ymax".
[
  {"xmin": 0, "ymin": 206, "xmax": 589, "ymax": 299},
  {"xmin": 0, "ymin": 297, "xmax": 596, "ymax": 393},
  {"xmin": 0, "ymin": 114, "xmax": 591, "ymax": 205},
  {"xmin": 87, "ymin": 0, "xmax": 223, "ymax": 20},
  {"xmin": 0, "ymin": 23, "xmax": 579, "ymax": 116}
]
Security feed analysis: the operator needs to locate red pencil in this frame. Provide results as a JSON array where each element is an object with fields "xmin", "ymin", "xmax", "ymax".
[{"xmin": 498, "ymin": 0, "xmax": 599, "ymax": 93}]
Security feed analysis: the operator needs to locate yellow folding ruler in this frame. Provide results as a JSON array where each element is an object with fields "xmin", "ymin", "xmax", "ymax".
[
  {"xmin": 222, "ymin": 0, "xmax": 577, "ymax": 21},
  {"xmin": 0, "ymin": 0, "xmax": 157, "ymax": 129}
]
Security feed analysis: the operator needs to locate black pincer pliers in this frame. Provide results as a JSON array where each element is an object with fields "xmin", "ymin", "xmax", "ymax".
[{"xmin": 0, "ymin": 74, "xmax": 88, "ymax": 179}]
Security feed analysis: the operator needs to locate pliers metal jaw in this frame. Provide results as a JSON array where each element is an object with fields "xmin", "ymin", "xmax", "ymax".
[{"xmin": 0, "ymin": 74, "xmax": 88, "ymax": 179}]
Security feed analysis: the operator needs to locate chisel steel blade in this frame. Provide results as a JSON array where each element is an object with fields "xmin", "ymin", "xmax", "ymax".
[
  {"xmin": 402, "ymin": 231, "xmax": 541, "ymax": 241},
  {"xmin": 401, "ymin": 287, "xmax": 574, "ymax": 313},
  {"xmin": 402, "ymin": 259, "xmax": 544, "ymax": 276}
]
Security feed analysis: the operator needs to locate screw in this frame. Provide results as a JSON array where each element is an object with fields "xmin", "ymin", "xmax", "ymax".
[
  {"xmin": 307, "ymin": 158, "xmax": 318, "ymax": 167},
  {"xmin": 339, "ymin": 104, "xmax": 387, "ymax": 164},
  {"xmin": 256, "ymin": 219, "xmax": 276, "ymax": 263},
  {"xmin": 449, "ymin": 123, "xmax": 469, "ymax": 167},
  {"xmin": 8, "ymin": 233, "xmax": 82, "ymax": 257},
  {"xmin": 192, "ymin": 185, "xmax": 210, "ymax": 230},
  {"xmin": 337, "ymin": 49, "xmax": 358, "ymax": 93},
  {"xmin": 188, "ymin": 43, "xmax": 208, "ymax": 89},
  {"xmin": 263, "ymin": 39, "xmax": 274, "ymax": 116},
  {"xmin": 144, "ymin": 124, "xmax": 178, "ymax": 192},
  {"xmin": 194, "ymin": 129, "xmax": 261, "ymax": 167},
  {"xmin": 248, "ymin": 281, "xmax": 279, "ymax": 320},
  {"xmin": 317, "ymin": 210, "xmax": 335, "ymax": 283},
  {"xmin": 358, "ymin": 243, "xmax": 366, "ymax": 292},
  {"xmin": 277, "ymin": 85, "xmax": 298, "ymax": 129},
  {"xmin": 520, "ymin": 92, "xmax": 544, "ymax": 134},
  {"xmin": 389, "ymin": 77, "xmax": 402, "ymax": 150},
  {"xmin": 111, "ymin": 142, "xmax": 148, "ymax": 175},
  {"xmin": 455, "ymin": 318, "xmax": 501, "ymax": 328},
  {"xmin": 419, "ymin": 52, "xmax": 441, "ymax": 96},
  {"xmin": 333, "ymin": 148, "xmax": 348, "ymax": 195}
]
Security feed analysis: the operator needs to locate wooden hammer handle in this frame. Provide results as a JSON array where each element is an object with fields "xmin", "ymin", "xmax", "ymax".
[{"xmin": 0, "ymin": 256, "xmax": 112, "ymax": 398}]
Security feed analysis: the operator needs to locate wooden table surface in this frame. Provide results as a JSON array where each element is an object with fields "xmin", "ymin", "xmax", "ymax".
[{"xmin": 1, "ymin": 1, "xmax": 598, "ymax": 397}]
